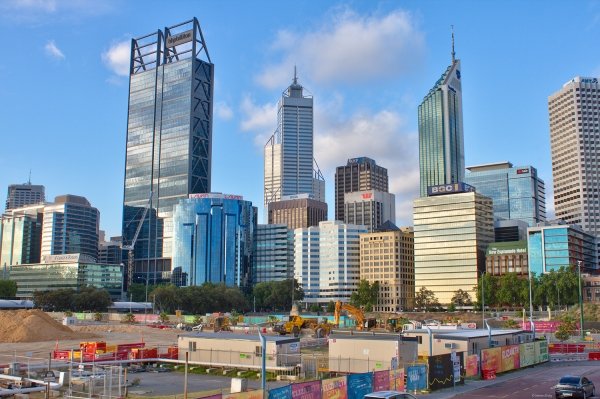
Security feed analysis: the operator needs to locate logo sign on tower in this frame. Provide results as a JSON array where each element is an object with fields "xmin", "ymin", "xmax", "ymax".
[{"xmin": 166, "ymin": 29, "xmax": 193, "ymax": 48}]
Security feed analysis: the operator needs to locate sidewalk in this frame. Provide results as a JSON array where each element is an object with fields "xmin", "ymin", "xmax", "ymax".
[{"xmin": 418, "ymin": 361, "xmax": 554, "ymax": 399}]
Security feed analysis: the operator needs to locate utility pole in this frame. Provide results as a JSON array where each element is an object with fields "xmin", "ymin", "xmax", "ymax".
[{"xmin": 578, "ymin": 260, "xmax": 585, "ymax": 340}]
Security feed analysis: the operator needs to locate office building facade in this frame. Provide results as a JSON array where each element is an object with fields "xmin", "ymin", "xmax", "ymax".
[
  {"xmin": 5, "ymin": 183, "xmax": 45, "ymax": 211},
  {"xmin": 41, "ymin": 195, "xmax": 99, "ymax": 261},
  {"xmin": 335, "ymin": 157, "xmax": 388, "ymax": 222},
  {"xmin": 253, "ymin": 224, "xmax": 293, "ymax": 283},
  {"xmin": 267, "ymin": 194, "xmax": 327, "ymax": 230},
  {"xmin": 122, "ymin": 18, "xmax": 214, "ymax": 283},
  {"xmin": 414, "ymin": 191, "xmax": 494, "ymax": 304},
  {"xmin": 344, "ymin": 190, "xmax": 395, "ymax": 232},
  {"xmin": 359, "ymin": 226, "xmax": 414, "ymax": 312},
  {"xmin": 485, "ymin": 241, "xmax": 529, "ymax": 276},
  {"xmin": 0, "ymin": 204, "xmax": 44, "ymax": 266},
  {"xmin": 172, "ymin": 193, "xmax": 256, "ymax": 289},
  {"xmin": 294, "ymin": 225, "xmax": 320, "ymax": 304},
  {"xmin": 494, "ymin": 219, "xmax": 529, "ymax": 242},
  {"xmin": 98, "ymin": 235, "xmax": 123, "ymax": 265},
  {"xmin": 465, "ymin": 162, "xmax": 546, "ymax": 226},
  {"xmin": 264, "ymin": 71, "xmax": 325, "ymax": 209},
  {"xmin": 549, "ymin": 77, "xmax": 600, "ymax": 235},
  {"xmin": 527, "ymin": 223, "xmax": 597, "ymax": 275},
  {"xmin": 418, "ymin": 42, "xmax": 464, "ymax": 197}
]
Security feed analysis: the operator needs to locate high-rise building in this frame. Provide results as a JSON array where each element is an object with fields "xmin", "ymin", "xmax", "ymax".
[
  {"xmin": 464, "ymin": 162, "xmax": 546, "ymax": 226},
  {"xmin": 253, "ymin": 224, "xmax": 293, "ymax": 283},
  {"xmin": 172, "ymin": 193, "xmax": 256, "ymax": 289},
  {"xmin": 334, "ymin": 157, "xmax": 388, "ymax": 222},
  {"xmin": 267, "ymin": 194, "xmax": 327, "ymax": 230},
  {"xmin": 549, "ymin": 77, "xmax": 600, "ymax": 235},
  {"xmin": 418, "ymin": 34, "xmax": 464, "ymax": 197},
  {"xmin": 527, "ymin": 222, "xmax": 597, "ymax": 274},
  {"xmin": 1, "ymin": 204, "xmax": 44, "ymax": 266},
  {"xmin": 485, "ymin": 241, "xmax": 528, "ymax": 277},
  {"xmin": 264, "ymin": 69, "xmax": 325, "ymax": 208},
  {"xmin": 359, "ymin": 225, "xmax": 414, "ymax": 312},
  {"xmin": 41, "ymin": 195, "xmax": 99, "ymax": 261},
  {"xmin": 122, "ymin": 18, "xmax": 214, "ymax": 283},
  {"xmin": 413, "ymin": 189, "xmax": 494, "ymax": 305},
  {"xmin": 5, "ymin": 182, "xmax": 45, "ymax": 211},
  {"xmin": 98, "ymin": 234, "xmax": 123, "ymax": 265},
  {"xmin": 294, "ymin": 221, "xmax": 366, "ymax": 305},
  {"xmin": 344, "ymin": 190, "xmax": 395, "ymax": 232}
]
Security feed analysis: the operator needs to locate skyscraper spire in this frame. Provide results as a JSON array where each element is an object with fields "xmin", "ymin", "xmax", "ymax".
[
  {"xmin": 451, "ymin": 25, "xmax": 456, "ymax": 63},
  {"xmin": 293, "ymin": 65, "xmax": 298, "ymax": 85}
]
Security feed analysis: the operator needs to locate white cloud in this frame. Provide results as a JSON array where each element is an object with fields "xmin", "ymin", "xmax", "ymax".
[
  {"xmin": 256, "ymin": 8, "xmax": 425, "ymax": 89},
  {"xmin": 12, "ymin": 0, "xmax": 56, "ymax": 12},
  {"xmin": 101, "ymin": 40, "xmax": 130, "ymax": 77},
  {"xmin": 215, "ymin": 102, "xmax": 234, "ymax": 120},
  {"xmin": 44, "ymin": 40, "xmax": 65, "ymax": 60},
  {"xmin": 239, "ymin": 95, "xmax": 278, "ymax": 146}
]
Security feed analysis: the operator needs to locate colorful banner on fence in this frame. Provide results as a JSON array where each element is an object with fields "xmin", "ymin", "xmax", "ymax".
[
  {"xmin": 500, "ymin": 345, "xmax": 520, "ymax": 372},
  {"xmin": 347, "ymin": 373, "xmax": 373, "ymax": 399},
  {"xmin": 321, "ymin": 376, "xmax": 347, "ymax": 399},
  {"xmin": 465, "ymin": 354, "xmax": 478, "ymax": 378},
  {"xmin": 481, "ymin": 347, "xmax": 501, "ymax": 372},
  {"xmin": 291, "ymin": 380, "xmax": 321, "ymax": 399},
  {"xmin": 269, "ymin": 385, "xmax": 292, "ymax": 399},
  {"xmin": 223, "ymin": 390, "xmax": 263, "ymax": 399},
  {"xmin": 520, "ymin": 343, "xmax": 535, "ymax": 368},
  {"xmin": 373, "ymin": 370, "xmax": 390, "ymax": 391},
  {"xmin": 406, "ymin": 364, "xmax": 427, "ymax": 391},
  {"xmin": 389, "ymin": 368, "xmax": 404, "ymax": 391},
  {"xmin": 535, "ymin": 340, "xmax": 549, "ymax": 363}
]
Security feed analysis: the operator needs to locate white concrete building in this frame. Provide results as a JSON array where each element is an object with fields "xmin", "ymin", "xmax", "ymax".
[{"xmin": 344, "ymin": 190, "xmax": 395, "ymax": 232}]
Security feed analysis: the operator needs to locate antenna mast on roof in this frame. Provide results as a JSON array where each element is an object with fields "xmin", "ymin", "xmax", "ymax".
[{"xmin": 451, "ymin": 25, "xmax": 456, "ymax": 63}]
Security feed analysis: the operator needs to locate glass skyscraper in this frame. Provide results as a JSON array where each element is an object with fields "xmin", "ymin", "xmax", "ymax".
[
  {"xmin": 172, "ymin": 194, "xmax": 256, "ymax": 289},
  {"xmin": 418, "ymin": 42, "xmax": 464, "ymax": 197},
  {"xmin": 122, "ymin": 18, "xmax": 214, "ymax": 284},
  {"xmin": 253, "ymin": 224, "xmax": 293, "ymax": 283},
  {"xmin": 264, "ymin": 70, "xmax": 325, "ymax": 208},
  {"xmin": 465, "ymin": 161, "xmax": 546, "ymax": 226}
]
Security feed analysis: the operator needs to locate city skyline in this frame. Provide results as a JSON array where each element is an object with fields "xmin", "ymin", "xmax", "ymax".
[{"xmin": 2, "ymin": 1, "xmax": 600, "ymax": 237}]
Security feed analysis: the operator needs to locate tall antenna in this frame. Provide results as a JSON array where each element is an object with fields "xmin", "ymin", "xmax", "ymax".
[
  {"xmin": 293, "ymin": 65, "xmax": 298, "ymax": 85},
  {"xmin": 451, "ymin": 25, "xmax": 456, "ymax": 63},
  {"xmin": 28, "ymin": 169, "xmax": 31, "ymax": 185}
]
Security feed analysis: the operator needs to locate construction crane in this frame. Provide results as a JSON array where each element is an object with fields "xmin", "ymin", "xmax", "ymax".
[{"xmin": 123, "ymin": 191, "xmax": 153, "ymax": 290}]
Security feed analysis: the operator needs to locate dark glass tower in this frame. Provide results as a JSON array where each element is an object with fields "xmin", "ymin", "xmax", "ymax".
[{"xmin": 122, "ymin": 18, "xmax": 213, "ymax": 284}]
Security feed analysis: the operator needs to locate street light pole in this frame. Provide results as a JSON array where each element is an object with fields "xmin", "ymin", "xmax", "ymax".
[
  {"xmin": 578, "ymin": 260, "xmax": 584, "ymax": 340},
  {"xmin": 528, "ymin": 268, "xmax": 535, "ymax": 338},
  {"xmin": 481, "ymin": 271, "xmax": 485, "ymax": 328}
]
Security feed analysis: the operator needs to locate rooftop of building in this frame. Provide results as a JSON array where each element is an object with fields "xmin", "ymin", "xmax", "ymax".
[
  {"xmin": 466, "ymin": 161, "xmax": 513, "ymax": 172},
  {"xmin": 179, "ymin": 332, "xmax": 299, "ymax": 343},
  {"xmin": 405, "ymin": 328, "xmax": 525, "ymax": 340},
  {"xmin": 53, "ymin": 195, "xmax": 91, "ymax": 206}
]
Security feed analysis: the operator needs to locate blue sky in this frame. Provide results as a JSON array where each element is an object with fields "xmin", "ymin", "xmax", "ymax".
[{"xmin": 1, "ymin": 0, "xmax": 600, "ymax": 238}]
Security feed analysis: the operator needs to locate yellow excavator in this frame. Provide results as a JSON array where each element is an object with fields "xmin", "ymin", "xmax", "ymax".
[{"xmin": 334, "ymin": 301, "xmax": 377, "ymax": 330}]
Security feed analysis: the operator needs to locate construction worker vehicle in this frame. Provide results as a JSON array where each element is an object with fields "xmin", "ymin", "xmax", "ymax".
[
  {"xmin": 273, "ymin": 315, "xmax": 332, "ymax": 338},
  {"xmin": 334, "ymin": 301, "xmax": 377, "ymax": 330}
]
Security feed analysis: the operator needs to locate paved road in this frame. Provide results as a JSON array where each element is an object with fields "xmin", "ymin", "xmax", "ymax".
[{"xmin": 428, "ymin": 361, "xmax": 600, "ymax": 399}]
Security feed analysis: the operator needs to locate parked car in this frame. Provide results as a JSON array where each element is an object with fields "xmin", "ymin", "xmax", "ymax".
[
  {"xmin": 364, "ymin": 391, "xmax": 417, "ymax": 399},
  {"xmin": 554, "ymin": 375, "xmax": 595, "ymax": 399}
]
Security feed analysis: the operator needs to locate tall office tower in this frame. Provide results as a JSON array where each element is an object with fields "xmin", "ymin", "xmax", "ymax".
[
  {"xmin": 267, "ymin": 194, "xmax": 327, "ymax": 230},
  {"xmin": 413, "ymin": 187, "xmax": 494, "ymax": 304},
  {"xmin": 122, "ymin": 18, "xmax": 214, "ymax": 283},
  {"xmin": 6, "ymin": 182, "xmax": 45, "ymax": 211},
  {"xmin": 98, "ymin": 235, "xmax": 123, "ymax": 265},
  {"xmin": 295, "ymin": 221, "xmax": 366, "ymax": 305},
  {"xmin": 0, "ymin": 204, "xmax": 44, "ymax": 266},
  {"xmin": 264, "ymin": 69, "xmax": 325, "ymax": 209},
  {"xmin": 344, "ymin": 190, "xmax": 395, "ymax": 232},
  {"xmin": 465, "ymin": 162, "xmax": 546, "ymax": 226},
  {"xmin": 172, "ymin": 194, "xmax": 256, "ymax": 289},
  {"xmin": 253, "ymin": 224, "xmax": 293, "ymax": 283},
  {"xmin": 418, "ymin": 34, "xmax": 464, "ymax": 197},
  {"xmin": 334, "ymin": 157, "xmax": 388, "ymax": 222},
  {"xmin": 359, "ymin": 225, "xmax": 414, "ymax": 312},
  {"xmin": 41, "ymin": 195, "xmax": 100, "ymax": 261},
  {"xmin": 549, "ymin": 77, "xmax": 600, "ymax": 235}
]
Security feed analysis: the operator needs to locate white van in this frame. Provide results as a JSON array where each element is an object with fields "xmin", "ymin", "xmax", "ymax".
[{"xmin": 363, "ymin": 391, "xmax": 417, "ymax": 399}]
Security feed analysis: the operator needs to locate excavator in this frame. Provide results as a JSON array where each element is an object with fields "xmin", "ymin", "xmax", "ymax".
[{"xmin": 334, "ymin": 301, "xmax": 377, "ymax": 330}]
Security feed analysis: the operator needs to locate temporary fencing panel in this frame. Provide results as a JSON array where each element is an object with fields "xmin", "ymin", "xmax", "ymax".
[
  {"xmin": 321, "ymin": 376, "xmax": 348, "ymax": 399},
  {"xmin": 347, "ymin": 373, "xmax": 373, "ymax": 399},
  {"xmin": 406, "ymin": 364, "xmax": 427, "ymax": 391},
  {"xmin": 269, "ymin": 385, "xmax": 292, "ymax": 399}
]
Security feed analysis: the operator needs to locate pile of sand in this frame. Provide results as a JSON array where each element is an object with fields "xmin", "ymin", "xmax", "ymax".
[{"xmin": 0, "ymin": 309, "xmax": 97, "ymax": 343}]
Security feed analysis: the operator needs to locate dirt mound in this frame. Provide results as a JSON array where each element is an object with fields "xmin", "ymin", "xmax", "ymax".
[{"xmin": 0, "ymin": 309, "xmax": 97, "ymax": 343}]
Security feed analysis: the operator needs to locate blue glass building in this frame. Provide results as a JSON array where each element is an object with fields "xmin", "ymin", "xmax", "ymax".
[
  {"xmin": 253, "ymin": 224, "xmax": 293, "ymax": 283},
  {"xmin": 527, "ymin": 224, "xmax": 596, "ymax": 275},
  {"xmin": 465, "ymin": 162, "xmax": 546, "ymax": 226},
  {"xmin": 172, "ymin": 194, "xmax": 256, "ymax": 289},
  {"xmin": 122, "ymin": 18, "xmax": 214, "ymax": 284},
  {"xmin": 418, "ymin": 40, "xmax": 464, "ymax": 197}
]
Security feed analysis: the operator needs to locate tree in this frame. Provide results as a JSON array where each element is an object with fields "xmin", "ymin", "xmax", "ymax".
[
  {"xmin": 150, "ymin": 284, "xmax": 180, "ymax": 313},
  {"xmin": 474, "ymin": 273, "xmax": 498, "ymax": 309},
  {"xmin": 33, "ymin": 289, "xmax": 75, "ymax": 311},
  {"xmin": 451, "ymin": 289, "xmax": 473, "ymax": 308},
  {"xmin": 72, "ymin": 287, "xmax": 112, "ymax": 312},
  {"xmin": 127, "ymin": 283, "xmax": 157, "ymax": 302},
  {"xmin": 555, "ymin": 314, "xmax": 577, "ymax": 342},
  {"xmin": 326, "ymin": 301, "xmax": 336, "ymax": 313},
  {"xmin": 251, "ymin": 279, "xmax": 302, "ymax": 312},
  {"xmin": 0, "ymin": 280, "xmax": 17, "ymax": 298},
  {"xmin": 414, "ymin": 287, "xmax": 441, "ymax": 311},
  {"xmin": 350, "ymin": 280, "xmax": 379, "ymax": 312}
]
